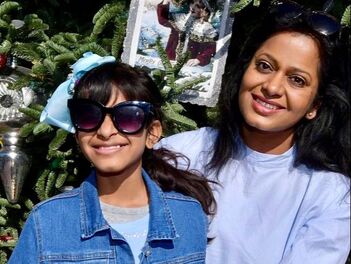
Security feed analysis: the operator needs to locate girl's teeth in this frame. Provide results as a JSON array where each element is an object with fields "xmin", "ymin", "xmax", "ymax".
[
  {"xmin": 255, "ymin": 98, "xmax": 278, "ymax": 110},
  {"xmin": 99, "ymin": 145, "xmax": 121, "ymax": 149}
]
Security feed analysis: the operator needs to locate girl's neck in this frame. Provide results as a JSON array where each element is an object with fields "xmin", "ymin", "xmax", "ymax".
[
  {"xmin": 240, "ymin": 124, "xmax": 295, "ymax": 155},
  {"xmin": 96, "ymin": 163, "xmax": 149, "ymax": 208}
]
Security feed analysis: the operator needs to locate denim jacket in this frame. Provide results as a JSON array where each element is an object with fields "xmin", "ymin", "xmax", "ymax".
[{"xmin": 9, "ymin": 169, "xmax": 207, "ymax": 263}]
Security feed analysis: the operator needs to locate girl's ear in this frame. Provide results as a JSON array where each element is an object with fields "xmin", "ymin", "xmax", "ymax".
[
  {"xmin": 75, "ymin": 133, "xmax": 79, "ymax": 143},
  {"xmin": 146, "ymin": 120, "xmax": 162, "ymax": 149}
]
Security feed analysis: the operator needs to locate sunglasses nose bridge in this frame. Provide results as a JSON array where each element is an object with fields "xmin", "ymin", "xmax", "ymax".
[
  {"xmin": 97, "ymin": 110, "xmax": 119, "ymax": 136},
  {"xmin": 102, "ymin": 106, "xmax": 119, "ymax": 128}
]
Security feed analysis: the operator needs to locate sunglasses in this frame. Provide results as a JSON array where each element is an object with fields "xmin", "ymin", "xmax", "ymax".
[
  {"xmin": 271, "ymin": 0, "xmax": 341, "ymax": 39},
  {"xmin": 67, "ymin": 99, "xmax": 154, "ymax": 134}
]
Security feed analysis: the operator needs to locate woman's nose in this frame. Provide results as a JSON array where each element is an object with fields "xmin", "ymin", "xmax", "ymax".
[
  {"xmin": 261, "ymin": 72, "xmax": 285, "ymax": 97},
  {"xmin": 96, "ymin": 114, "xmax": 118, "ymax": 139}
]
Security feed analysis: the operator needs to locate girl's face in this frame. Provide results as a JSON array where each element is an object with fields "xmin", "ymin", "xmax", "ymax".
[
  {"xmin": 239, "ymin": 31, "xmax": 320, "ymax": 134},
  {"xmin": 76, "ymin": 88, "xmax": 161, "ymax": 177}
]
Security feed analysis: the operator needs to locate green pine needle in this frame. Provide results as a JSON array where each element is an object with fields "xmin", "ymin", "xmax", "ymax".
[
  {"xmin": 74, "ymin": 43, "xmax": 109, "ymax": 57},
  {"xmin": 45, "ymin": 40, "xmax": 71, "ymax": 54},
  {"xmin": 18, "ymin": 107, "xmax": 42, "ymax": 120},
  {"xmin": 11, "ymin": 42, "xmax": 42, "ymax": 62},
  {"xmin": 91, "ymin": 4, "xmax": 125, "ymax": 37},
  {"xmin": 35, "ymin": 169, "xmax": 50, "ymax": 201},
  {"xmin": 48, "ymin": 129, "xmax": 69, "ymax": 152},
  {"xmin": 0, "ymin": 199, "xmax": 20, "ymax": 209},
  {"xmin": 0, "ymin": 1, "xmax": 20, "ymax": 17},
  {"xmin": 32, "ymin": 122, "xmax": 54, "ymax": 135},
  {"xmin": 19, "ymin": 122, "xmax": 37, "ymax": 137},
  {"xmin": 341, "ymin": 5, "xmax": 350, "ymax": 27},
  {"xmin": 0, "ymin": 40, "xmax": 11, "ymax": 54},
  {"xmin": 163, "ymin": 102, "xmax": 197, "ymax": 129},
  {"xmin": 44, "ymin": 171, "xmax": 57, "ymax": 199},
  {"xmin": 55, "ymin": 172, "xmax": 69, "ymax": 189},
  {"xmin": 0, "ymin": 18, "xmax": 9, "ymax": 29},
  {"xmin": 54, "ymin": 52, "xmax": 77, "ymax": 63},
  {"xmin": 232, "ymin": 0, "xmax": 253, "ymax": 13}
]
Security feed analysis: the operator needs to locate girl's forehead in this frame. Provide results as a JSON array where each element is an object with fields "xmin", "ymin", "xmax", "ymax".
[{"xmin": 110, "ymin": 85, "xmax": 128, "ymax": 100}]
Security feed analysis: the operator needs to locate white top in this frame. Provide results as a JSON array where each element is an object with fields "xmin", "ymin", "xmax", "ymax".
[
  {"xmin": 101, "ymin": 202, "xmax": 149, "ymax": 263},
  {"xmin": 159, "ymin": 127, "xmax": 350, "ymax": 264}
]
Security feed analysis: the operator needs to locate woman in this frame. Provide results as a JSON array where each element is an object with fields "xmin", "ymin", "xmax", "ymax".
[
  {"xmin": 159, "ymin": 1, "xmax": 350, "ymax": 263},
  {"xmin": 9, "ymin": 53, "xmax": 214, "ymax": 263}
]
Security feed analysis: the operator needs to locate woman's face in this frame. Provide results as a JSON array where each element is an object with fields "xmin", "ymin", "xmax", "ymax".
[
  {"xmin": 76, "ymin": 88, "xmax": 160, "ymax": 177},
  {"xmin": 239, "ymin": 31, "xmax": 320, "ymax": 134}
]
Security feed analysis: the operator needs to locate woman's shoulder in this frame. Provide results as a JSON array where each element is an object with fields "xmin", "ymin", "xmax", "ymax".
[
  {"xmin": 310, "ymin": 169, "xmax": 350, "ymax": 195},
  {"xmin": 299, "ymin": 167, "xmax": 350, "ymax": 209}
]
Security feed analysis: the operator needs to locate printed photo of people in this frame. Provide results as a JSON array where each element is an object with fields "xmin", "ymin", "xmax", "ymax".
[
  {"xmin": 122, "ymin": 0, "xmax": 233, "ymax": 106},
  {"xmin": 157, "ymin": 0, "xmax": 218, "ymax": 67}
]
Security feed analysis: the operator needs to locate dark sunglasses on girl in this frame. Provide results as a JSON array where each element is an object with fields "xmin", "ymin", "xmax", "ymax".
[
  {"xmin": 271, "ymin": 0, "xmax": 341, "ymax": 39},
  {"xmin": 67, "ymin": 99, "xmax": 154, "ymax": 134}
]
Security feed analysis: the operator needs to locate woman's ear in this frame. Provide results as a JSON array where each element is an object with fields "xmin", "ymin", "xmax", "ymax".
[
  {"xmin": 305, "ymin": 101, "xmax": 321, "ymax": 120},
  {"xmin": 146, "ymin": 120, "xmax": 162, "ymax": 149}
]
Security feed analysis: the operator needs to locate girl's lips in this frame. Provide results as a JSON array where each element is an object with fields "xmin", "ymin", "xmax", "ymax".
[
  {"xmin": 93, "ymin": 144, "xmax": 126, "ymax": 154},
  {"xmin": 251, "ymin": 94, "xmax": 285, "ymax": 115}
]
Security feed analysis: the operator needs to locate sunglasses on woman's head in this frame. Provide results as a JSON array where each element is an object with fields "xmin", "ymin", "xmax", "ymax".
[
  {"xmin": 67, "ymin": 99, "xmax": 154, "ymax": 134},
  {"xmin": 271, "ymin": 0, "xmax": 340, "ymax": 39}
]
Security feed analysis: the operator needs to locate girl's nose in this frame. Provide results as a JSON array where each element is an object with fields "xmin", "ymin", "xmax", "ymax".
[{"xmin": 96, "ymin": 114, "xmax": 118, "ymax": 139}]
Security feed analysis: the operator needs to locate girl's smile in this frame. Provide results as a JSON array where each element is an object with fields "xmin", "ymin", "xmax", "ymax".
[{"xmin": 93, "ymin": 143, "xmax": 127, "ymax": 155}]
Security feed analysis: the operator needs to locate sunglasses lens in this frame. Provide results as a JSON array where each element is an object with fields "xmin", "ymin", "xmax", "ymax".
[
  {"xmin": 274, "ymin": 1, "xmax": 302, "ymax": 20},
  {"xmin": 71, "ymin": 101, "xmax": 103, "ymax": 131},
  {"xmin": 114, "ymin": 106, "xmax": 146, "ymax": 134},
  {"xmin": 309, "ymin": 12, "xmax": 340, "ymax": 37}
]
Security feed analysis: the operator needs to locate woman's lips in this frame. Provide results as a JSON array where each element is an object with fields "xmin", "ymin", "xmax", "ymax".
[{"xmin": 251, "ymin": 94, "xmax": 284, "ymax": 115}]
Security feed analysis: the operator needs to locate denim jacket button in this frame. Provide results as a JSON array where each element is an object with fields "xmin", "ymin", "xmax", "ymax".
[{"xmin": 145, "ymin": 250, "xmax": 151, "ymax": 257}]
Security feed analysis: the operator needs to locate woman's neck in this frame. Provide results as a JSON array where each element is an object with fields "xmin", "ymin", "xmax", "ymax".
[
  {"xmin": 96, "ymin": 163, "xmax": 149, "ymax": 208},
  {"xmin": 240, "ymin": 124, "xmax": 295, "ymax": 154}
]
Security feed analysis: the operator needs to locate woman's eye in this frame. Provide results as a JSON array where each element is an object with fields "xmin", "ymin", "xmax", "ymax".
[
  {"xmin": 289, "ymin": 75, "xmax": 306, "ymax": 87},
  {"xmin": 255, "ymin": 61, "xmax": 272, "ymax": 73}
]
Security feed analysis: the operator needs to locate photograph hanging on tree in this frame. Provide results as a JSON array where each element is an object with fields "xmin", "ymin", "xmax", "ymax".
[{"xmin": 122, "ymin": 0, "xmax": 234, "ymax": 106}]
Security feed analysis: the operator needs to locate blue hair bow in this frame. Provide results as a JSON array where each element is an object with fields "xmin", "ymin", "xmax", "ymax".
[{"xmin": 40, "ymin": 52, "xmax": 116, "ymax": 133}]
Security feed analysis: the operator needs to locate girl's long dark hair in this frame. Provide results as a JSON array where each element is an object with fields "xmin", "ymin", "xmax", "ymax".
[
  {"xmin": 209, "ymin": 3, "xmax": 350, "ymax": 178},
  {"xmin": 74, "ymin": 62, "xmax": 215, "ymax": 215}
]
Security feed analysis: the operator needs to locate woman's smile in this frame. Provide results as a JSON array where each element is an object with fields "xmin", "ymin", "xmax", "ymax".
[{"xmin": 251, "ymin": 94, "xmax": 285, "ymax": 115}]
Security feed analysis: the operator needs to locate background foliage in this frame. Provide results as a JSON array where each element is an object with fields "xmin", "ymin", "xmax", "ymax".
[{"xmin": 0, "ymin": 0, "xmax": 349, "ymax": 262}]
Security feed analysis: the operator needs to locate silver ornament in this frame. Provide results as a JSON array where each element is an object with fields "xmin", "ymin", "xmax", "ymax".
[
  {"xmin": 0, "ymin": 128, "xmax": 31, "ymax": 203},
  {"xmin": 0, "ymin": 69, "xmax": 35, "ymax": 123}
]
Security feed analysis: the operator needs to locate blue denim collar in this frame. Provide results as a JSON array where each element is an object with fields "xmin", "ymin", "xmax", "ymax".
[{"xmin": 79, "ymin": 169, "xmax": 178, "ymax": 241}]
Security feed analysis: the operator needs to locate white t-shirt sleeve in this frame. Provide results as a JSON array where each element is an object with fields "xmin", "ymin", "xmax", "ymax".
[
  {"xmin": 156, "ymin": 127, "xmax": 216, "ymax": 173},
  {"xmin": 280, "ymin": 174, "xmax": 350, "ymax": 264}
]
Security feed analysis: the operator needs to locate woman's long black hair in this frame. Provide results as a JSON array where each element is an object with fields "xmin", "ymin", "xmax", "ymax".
[
  {"xmin": 73, "ymin": 62, "xmax": 215, "ymax": 215},
  {"xmin": 208, "ymin": 3, "xmax": 350, "ymax": 178}
]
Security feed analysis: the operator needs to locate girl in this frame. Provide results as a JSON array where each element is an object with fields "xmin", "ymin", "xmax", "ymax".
[
  {"xmin": 9, "ymin": 53, "xmax": 214, "ymax": 263},
  {"xmin": 159, "ymin": 1, "xmax": 350, "ymax": 263}
]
